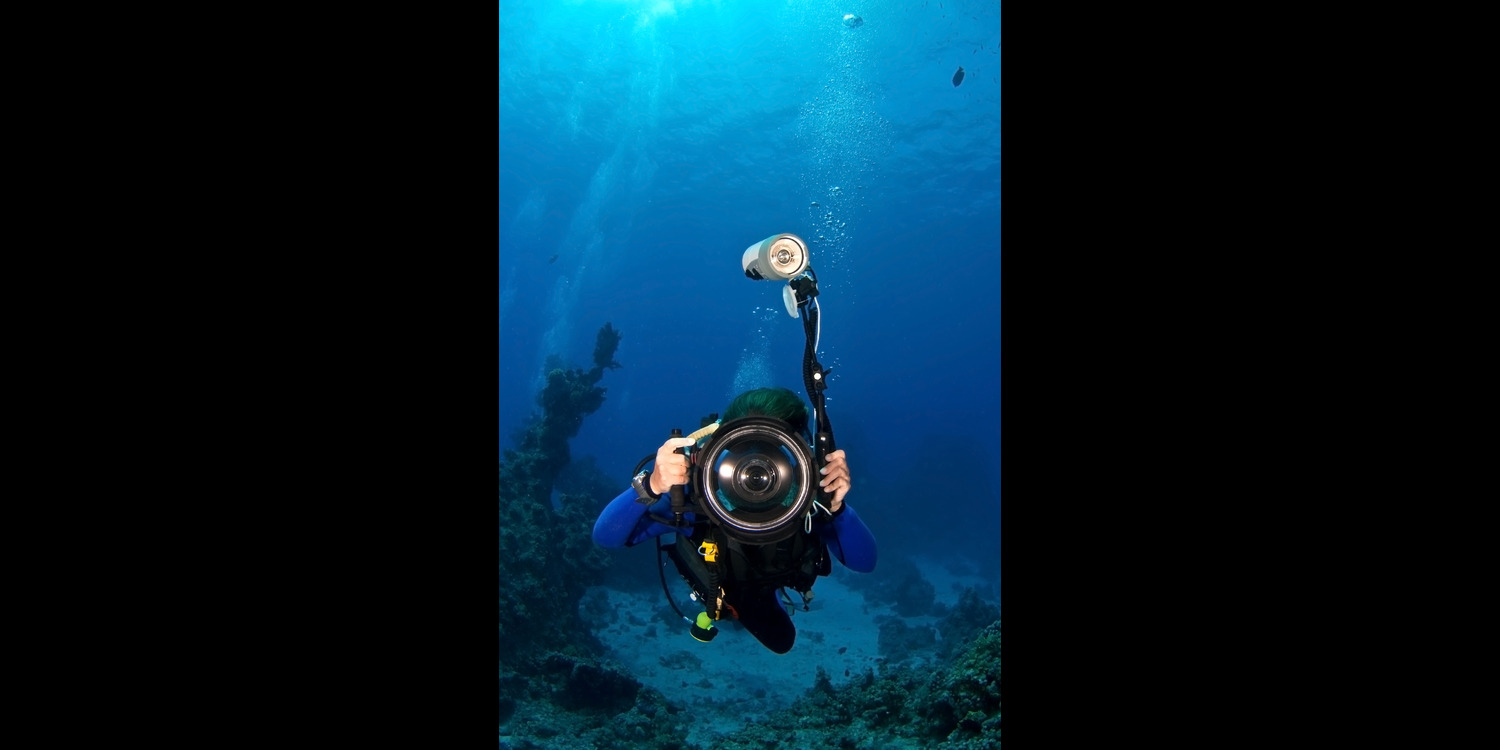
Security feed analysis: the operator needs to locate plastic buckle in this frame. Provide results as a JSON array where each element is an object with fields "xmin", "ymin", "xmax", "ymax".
[{"xmin": 698, "ymin": 541, "xmax": 718, "ymax": 562}]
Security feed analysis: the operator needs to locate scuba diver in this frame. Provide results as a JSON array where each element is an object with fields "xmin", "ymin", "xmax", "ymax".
[
  {"xmin": 592, "ymin": 233, "xmax": 876, "ymax": 654},
  {"xmin": 592, "ymin": 387, "xmax": 876, "ymax": 653}
]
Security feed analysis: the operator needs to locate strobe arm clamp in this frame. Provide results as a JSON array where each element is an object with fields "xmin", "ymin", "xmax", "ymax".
[{"xmin": 789, "ymin": 271, "xmax": 820, "ymax": 305}]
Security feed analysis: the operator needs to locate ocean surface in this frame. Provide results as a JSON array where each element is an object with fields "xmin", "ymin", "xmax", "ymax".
[{"xmin": 500, "ymin": 1, "xmax": 1000, "ymax": 745}]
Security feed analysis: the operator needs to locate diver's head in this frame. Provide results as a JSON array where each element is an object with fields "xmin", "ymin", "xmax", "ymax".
[{"xmin": 723, "ymin": 387, "xmax": 810, "ymax": 442}]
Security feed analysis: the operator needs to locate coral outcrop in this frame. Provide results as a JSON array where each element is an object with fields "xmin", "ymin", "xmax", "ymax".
[
  {"xmin": 843, "ymin": 555, "xmax": 937, "ymax": 617},
  {"xmin": 499, "ymin": 323, "xmax": 695, "ymax": 748},
  {"xmin": 937, "ymin": 587, "xmax": 1002, "ymax": 662},
  {"xmin": 499, "ymin": 322, "xmax": 623, "ymax": 665},
  {"xmin": 877, "ymin": 614, "xmax": 937, "ymax": 663},
  {"xmin": 712, "ymin": 617, "xmax": 1002, "ymax": 749},
  {"xmin": 499, "ymin": 651, "xmax": 690, "ymax": 750}
]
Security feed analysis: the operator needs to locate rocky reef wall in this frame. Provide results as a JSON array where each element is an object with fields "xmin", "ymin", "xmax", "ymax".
[{"xmin": 499, "ymin": 322, "xmax": 622, "ymax": 664}]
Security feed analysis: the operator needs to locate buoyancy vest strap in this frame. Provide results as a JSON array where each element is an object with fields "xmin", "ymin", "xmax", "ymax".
[{"xmin": 674, "ymin": 530, "xmax": 731, "ymax": 620}]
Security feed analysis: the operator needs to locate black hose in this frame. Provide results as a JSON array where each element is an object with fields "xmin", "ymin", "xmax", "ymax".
[{"xmin": 656, "ymin": 536, "xmax": 690, "ymax": 622}]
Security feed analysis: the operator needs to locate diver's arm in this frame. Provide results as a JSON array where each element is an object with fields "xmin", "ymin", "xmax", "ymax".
[
  {"xmin": 592, "ymin": 486, "xmax": 679, "ymax": 548},
  {"xmin": 820, "ymin": 504, "xmax": 877, "ymax": 573},
  {"xmin": 595, "ymin": 436, "xmax": 699, "ymax": 548}
]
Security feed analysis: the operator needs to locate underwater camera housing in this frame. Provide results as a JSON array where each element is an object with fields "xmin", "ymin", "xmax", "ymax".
[{"xmin": 691, "ymin": 417, "xmax": 816, "ymax": 545}]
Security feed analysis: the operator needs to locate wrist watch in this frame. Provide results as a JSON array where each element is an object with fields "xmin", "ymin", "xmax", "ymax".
[{"xmin": 632, "ymin": 469, "xmax": 660, "ymax": 502}]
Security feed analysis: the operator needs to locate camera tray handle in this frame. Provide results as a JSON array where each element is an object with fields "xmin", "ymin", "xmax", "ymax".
[{"xmin": 668, "ymin": 428, "xmax": 689, "ymax": 527}]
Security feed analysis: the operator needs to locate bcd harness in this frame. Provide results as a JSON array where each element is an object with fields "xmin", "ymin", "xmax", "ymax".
[{"xmin": 661, "ymin": 519, "xmax": 832, "ymax": 623}]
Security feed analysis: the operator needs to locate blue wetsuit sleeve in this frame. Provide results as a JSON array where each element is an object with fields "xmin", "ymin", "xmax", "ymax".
[
  {"xmin": 592, "ymin": 486, "xmax": 679, "ymax": 548},
  {"xmin": 820, "ymin": 505, "xmax": 877, "ymax": 573}
]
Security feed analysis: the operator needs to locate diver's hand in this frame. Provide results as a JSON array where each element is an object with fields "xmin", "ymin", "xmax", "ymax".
[
  {"xmin": 819, "ymin": 449, "xmax": 851, "ymax": 513},
  {"xmin": 649, "ymin": 437, "xmax": 698, "ymax": 496}
]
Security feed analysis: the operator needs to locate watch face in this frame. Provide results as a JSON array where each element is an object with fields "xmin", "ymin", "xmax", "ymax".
[{"xmin": 633, "ymin": 470, "xmax": 657, "ymax": 500}]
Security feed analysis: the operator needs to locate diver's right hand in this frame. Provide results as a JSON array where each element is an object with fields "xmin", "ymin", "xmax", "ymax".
[{"xmin": 649, "ymin": 437, "xmax": 698, "ymax": 496}]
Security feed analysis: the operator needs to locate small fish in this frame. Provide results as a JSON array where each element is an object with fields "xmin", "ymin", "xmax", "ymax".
[
  {"xmin": 952, "ymin": 66, "xmax": 965, "ymax": 87},
  {"xmin": 548, "ymin": 254, "xmax": 558, "ymax": 264}
]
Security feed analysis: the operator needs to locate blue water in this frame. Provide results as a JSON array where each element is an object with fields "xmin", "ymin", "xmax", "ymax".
[{"xmin": 500, "ymin": 0, "xmax": 1000, "ymax": 575}]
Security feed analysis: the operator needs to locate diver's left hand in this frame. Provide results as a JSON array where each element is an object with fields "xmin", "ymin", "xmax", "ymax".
[{"xmin": 819, "ymin": 449, "xmax": 851, "ymax": 513}]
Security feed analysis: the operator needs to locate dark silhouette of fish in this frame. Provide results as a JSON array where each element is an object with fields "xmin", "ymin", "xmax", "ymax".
[
  {"xmin": 952, "ymin": 66, "xmax": 965, "ymax": 87},
  {"xmin": 548, "ymin": 254, "xmax": 558, "ymax": 264}
]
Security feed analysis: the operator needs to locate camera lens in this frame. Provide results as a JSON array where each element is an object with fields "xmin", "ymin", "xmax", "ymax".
[
  {"xmin": 698, "ymin": 418, "xmax": 816, "ymax": 544},
  {"xmin": 741, "ymin": 462, "xmax": 773, "ymax": 493}
]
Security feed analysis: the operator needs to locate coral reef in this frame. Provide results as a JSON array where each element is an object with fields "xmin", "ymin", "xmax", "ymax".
[
  {"xmin": 499, "ymin": 322, "xmax": 696, "ymax": 748},
  {"xmin": 843, "ymin": 555, "xmax": 936, "ymax": 617},
  {"xmin": 892, "ymin": 562, "xmax": 937, "ymax": 617},
  {"xmin": 711, "ymin": 618, "xmax": 1002, "ymax": 749},
  {"xmin": 877, "ymin": 614, "xmax": 938, "ymax": 665},
  {"xmin": 499, "ymin": 323, "xmax": 623, "ymax": 664},
  {"xmin": 592, "ymin": 321, "xmax": 622, "ymax": 371},
  {"xmin": 523, "ymin": 321, "xmax": 622, "ymax": 482},
  {"xmin": 499, "ymin": 651, "xmax": 691, "ymax": 750},
  {"xmin": 937, "ymin": 588, "xmax": 1002, "ymax": 662}
]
